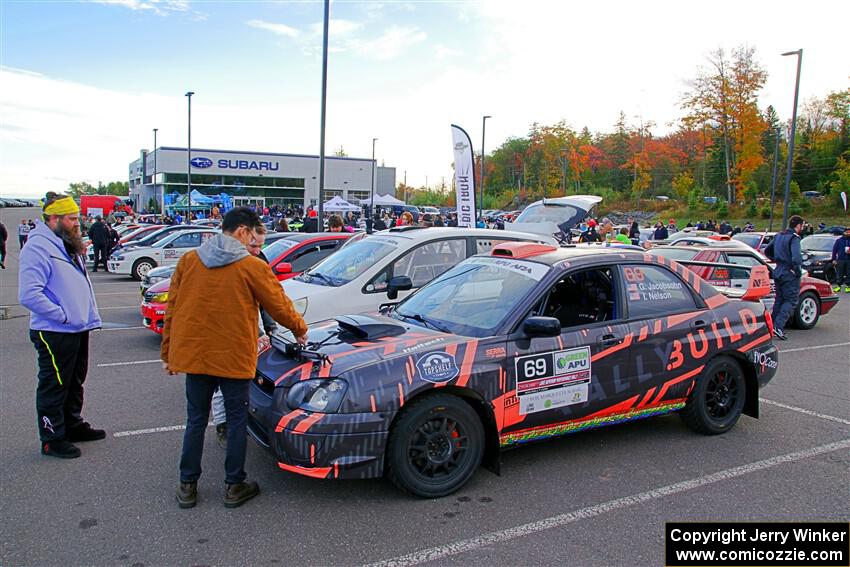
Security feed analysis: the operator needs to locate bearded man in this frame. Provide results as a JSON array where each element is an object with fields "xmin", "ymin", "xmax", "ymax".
[{"xmin": 19, "ymin": 192, "xmax": 104, "ymax": 459}]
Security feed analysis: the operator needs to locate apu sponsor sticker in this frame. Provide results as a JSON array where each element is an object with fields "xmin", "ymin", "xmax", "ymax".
[
  {"xmin": 515, "ymin": 346, "xmax": 591, "ymax": 414},
  {"xmin": 416, "ymin": 352, "xmax": 460, "ymax": 383}
]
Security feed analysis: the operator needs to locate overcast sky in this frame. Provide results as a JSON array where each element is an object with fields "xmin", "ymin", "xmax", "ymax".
[{"xmin": 1, "ymin": 0, "xmax": 848, "ymax": 198}]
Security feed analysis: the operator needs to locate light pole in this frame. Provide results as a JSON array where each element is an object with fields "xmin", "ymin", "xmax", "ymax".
[
  {"xmin": 368, "ymin": 137, "xmax": 377, "ymax": 233},
  {"xmin": 480, "ymin": 115, "xmax": 491, "ymax": 222},
  {"xmin": 185, "ymin": 91, "xmax": 194, "ymax": 224},
  {"xmin": 768, "ymin": 127, "xmax": 780, "ymax": 231},
  {"xmin": 781, "ymin": 49, "xmax": 802, "ymax": 229},
  {"xmin": 152, "ymin": 128, "xmax": 160, "ymax": 219},
  {"xmin": 316, "ymin": 0, "xmax": 330, "ymax": 232}
]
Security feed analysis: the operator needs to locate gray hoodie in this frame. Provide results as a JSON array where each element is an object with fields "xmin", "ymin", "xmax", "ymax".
[{"xmin": 197, "ymin": 233, "xmax": 249, "ymax": 269}]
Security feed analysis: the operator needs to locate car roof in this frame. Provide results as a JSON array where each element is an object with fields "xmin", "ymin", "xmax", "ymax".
[
  {"xmin": 380, "ymin": 226, "xmax": 558, "ymax": 244},
  {"xmin": 489, "ymin": 242, "xmax": 646, "ymax": 267}
]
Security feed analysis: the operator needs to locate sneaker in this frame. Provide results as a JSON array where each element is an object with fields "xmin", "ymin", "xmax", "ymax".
[
  {"xmin": 215, "ymin": 423, "xmax": 227, "ymax": 448},
  {"xmin": 774, "ymin": 328, "xmax": 788, "ymax": 341},
  {"xmin": 42, "ymin": 439, "xmax": 81, "ymax": 459},
  {"xmin": 845, "ymin": 286, "xmax": 850, "ymax": 293},
  {"xmin": 176, "ymin": 481, "xmax": 198, "ymax": 509},
  {"xmin": 834, "ymin": 286, "xmax": 842, "ymax": 293},
  {"xmin": 67, "ymin": 422, "xmax": 106, "ymax": 442},
  {"xmin": 224, "ymin": 480, "xmax": 260, "ymax": 508}
]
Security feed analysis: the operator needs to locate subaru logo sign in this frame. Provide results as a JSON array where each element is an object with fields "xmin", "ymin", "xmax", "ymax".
[{"xmin": 190, "ymin": 157, "xmax": 213, "ymax": 168}]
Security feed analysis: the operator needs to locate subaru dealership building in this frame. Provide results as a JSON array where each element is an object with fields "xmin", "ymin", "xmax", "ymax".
[{"xmin": 129, "ymin": 147, "xmax": 396, "ymax": 211}]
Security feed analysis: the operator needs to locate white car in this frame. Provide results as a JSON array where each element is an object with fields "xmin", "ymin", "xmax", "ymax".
[
  {"xmin": 281, "ymin": 226, "xmax": 558, "ymax": 325},
  {"xmin": 419, "ymin": 206, "xmax": 441, "ymax": 216},
  {"xmin": 108, "ymin": 228, "xmax": 218, "ymax": 280}
]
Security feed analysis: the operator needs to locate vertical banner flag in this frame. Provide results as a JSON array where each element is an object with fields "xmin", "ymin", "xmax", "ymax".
[
  {"xmin": 841, "ymin": 191, "xmax": 847, "ymax": 212},
  {"xmin": 451, "ymin": 124, "xmax": 477, "ymax": 228}
]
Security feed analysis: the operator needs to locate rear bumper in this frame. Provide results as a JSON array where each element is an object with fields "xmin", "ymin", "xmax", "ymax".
[{"xmin": 248, "ymin": 380, "xmax": 390, "ymax": 480}]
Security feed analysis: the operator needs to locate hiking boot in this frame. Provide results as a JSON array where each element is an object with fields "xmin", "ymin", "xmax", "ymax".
[
  {"xmin": 42, "ymin": 440, "xmax": 81, "ymax": 459},
  {"xmin": 834, "ymin": 286, "xmax": 842, "ymax": 293},
  {"xmin": 176, "ymin": 481, "xmax": 197, "ymax": 509},
  {"xmin": 224, "ymin": 480, "xmax": 259, "ymax": 508},
  {"xmin": 67, "ymin": 422, "xmax": 106, "ymax": 442},
  {"xmin": 215, "ymin": 423, "xmax": 227, "ymax": 448},
  {"xmin": 774, "ymin": 328, "xmax": 788, "ymax": 341}
]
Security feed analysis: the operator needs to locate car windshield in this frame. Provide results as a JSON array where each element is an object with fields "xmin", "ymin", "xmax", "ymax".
[
  {"xmin": 295, "ymin": 235, "xmax": 401, "ymax": 286},
  {"xmin": 392, "ymin": 256, "xmax": 550, "ymax": 338},
  {"xmin": 732, "ymin": 233, "xmax": 761, "ymax": 248},
  {"xmin": 801, "ymin": 235, "xmax": 837, "ymax": 252},
  {"xmin": 262, "ymin": 238, "xmax": 298, "ymax": 260},
  {"xmin": 513, "ymin": 203, "xmax": 579, "ymax": 224}
]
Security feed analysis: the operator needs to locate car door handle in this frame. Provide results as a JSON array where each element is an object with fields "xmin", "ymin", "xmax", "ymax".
[
  {"xmin": 690, "ymin": 319, "xmax": 707, "ymax": 330},
  {"xmin": 597, "ymin": 334, "xmax": 623, "ymax": 347}
]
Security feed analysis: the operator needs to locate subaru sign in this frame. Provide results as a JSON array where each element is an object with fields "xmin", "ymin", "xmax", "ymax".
[
  {"xmin": 190, "ymin": 157, "xmax": 213, "ymax": 168},
  {"xmin": 218, "ymin": 159, "xmax": 279, "ymax": 171}
]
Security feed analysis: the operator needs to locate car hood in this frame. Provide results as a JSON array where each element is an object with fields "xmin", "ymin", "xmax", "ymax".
[
  {"xmin": 257, "ymin": 314, "xmax": 466, "ymax": 387},
  {"xmin": 802, "ymin": 249, "xmax": 831, "ymax": 260}
]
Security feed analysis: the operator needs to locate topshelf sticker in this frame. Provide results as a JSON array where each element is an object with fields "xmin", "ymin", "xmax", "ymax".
[
  {"xmin": 515, "ymin": 346, "xmax": 591, "ymax": 414},
  {"xmin": 467, "ymin": 256, "xmax": 550, "ymax": 281}
]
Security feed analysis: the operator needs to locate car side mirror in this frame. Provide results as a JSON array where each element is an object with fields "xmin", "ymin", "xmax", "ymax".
[
  {"xmin": 274, "ymin": 262, "xmax": 292, "ymax": 275},
  {"xmin": 523, "ymin": 316, "xmax": 562, "ymax": 338},
  {"xmin": 386, "ymin": 275, "xmax": 413, "ymax": 300}
]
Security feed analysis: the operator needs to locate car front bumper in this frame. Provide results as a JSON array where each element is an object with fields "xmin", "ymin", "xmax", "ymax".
[
  {"xmin": 140, "ymin": 302, "xmax": 166, "ymax": 335},
  {"xmin": 108, "ymin": 260, "xmax": 129, "ymax": 274},
  {"xmin": 248, "ymin": 378, "xmax": 390, "ymax": 480},
  {"xmin": 821, "ymin": 295, "xmax": 840, "ymax": 316}
]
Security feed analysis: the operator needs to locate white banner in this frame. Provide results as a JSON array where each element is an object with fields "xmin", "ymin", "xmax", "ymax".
[
  {"xmin": 451, "ymin": 124, "xmax": 477, "ymax": 228},
  {"xmin": 841, "ymin": 191, "xmax": 847, "ymax": 212}
]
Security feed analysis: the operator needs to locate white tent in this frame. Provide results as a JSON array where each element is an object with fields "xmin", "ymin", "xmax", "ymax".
[
  {"xmin": 364, "ymin": 193, "xmax": 405, "ymax": 207},
  {"xmin": 322, "ymin": 196, "xmax": 360, "ymax": 212}
]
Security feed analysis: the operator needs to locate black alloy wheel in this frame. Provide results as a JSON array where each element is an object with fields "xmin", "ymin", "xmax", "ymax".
[
  {"xmin": 387, "ymin": 394, "xmax": 484, "ymax": 498},
  {"xmin": 681, "ymin": 356, "xmax": 746, "ymax": 435}
]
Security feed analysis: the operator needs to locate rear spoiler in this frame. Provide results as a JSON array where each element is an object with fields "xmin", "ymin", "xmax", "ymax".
[{"xmin": 674, "ymin": 259, "xmax": 772, "ymax": 301}]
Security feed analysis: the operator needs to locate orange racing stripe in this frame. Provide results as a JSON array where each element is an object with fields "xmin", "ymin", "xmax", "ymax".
[
  {"xmin": 737, "ymin": 332, "xmax": 771, "ymax": 353},
  {"xmin": 652, "ymin": 365, "xmax": 704, "ymax": 405},
  {"xmin": 278, "ymin": 462, "xmax": 332, "ymax": 479},
  {"xmin": 275, "ymin": 409, "xmax": 305, "ymax": 432},
  {"xmin": 591, "ymin": 333, "xmax": 633, "ymax": 362},
  {"xmin": 454, "ymin": 339, "xmax": 479, "ymax": 387},
  {"xmin": 292, "ymin": 412, "xmax": 324, "ymax": 434}
]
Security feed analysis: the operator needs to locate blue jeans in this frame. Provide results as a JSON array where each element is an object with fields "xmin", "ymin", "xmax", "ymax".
[
  {"xmin": 771, "ymin": 273, "xmax": 801, "ymax": 332},
  {"xmin": 179, "ymin": 374, "xmax": 249, "ymax": 485}
]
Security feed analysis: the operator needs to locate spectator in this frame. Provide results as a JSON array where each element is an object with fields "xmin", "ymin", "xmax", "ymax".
[
  {"xmin": 327, "ymin": 215, "xmax": 345, "ymax": 232},
  {"xmin": 667, "ymin": 219, "xmax": 678, "ymax": 233},
  {"xmin": 628, "ymin": 218, "xmax": 640, "ymax": 242},
  {"xmin": 0, "ymin": 221, "xmax": 6, "ymax": 269},
  {"xmin": 433, "ymin": 214, "xmax": 444, "ymax": 228},
  {"xmin": 397, "ymin": 211, "xmax": 415, "ymax": 227},
  {"xmin": 88, "ymin": 217, "xmax": 110, "ymax": 272},
  {"xmin": 831, "ymin": 227, "xmax": 850, "ymax": 293},
  {"xmin": 163, "ymin": 207, "xmax": 308, "ymax": 509},
  {"xmin": 275, "ymin": 217, "xmax": 290, "ymax": 232},
  {"xmin": 615, "ymin": 228, "xmax": 631, "ymax": 245},
  {"xmin": 18, "ymin": 219, "xmax": 31, "ymax": 248},
  {"xmin": 373, "ymin": 214, "xmax": 387, "ymax": 231},
  {"xmin": 19, "ymin": 192, "xmax": 104, "ymax": 459},
  {"xmin": 300, "ymin": 210, "xmax": 319, "ymax": 233},
  {"xmin": 653, "ymin": 222, "xmax": 669, "ymax": 241},
  {"xmin": 764, "ymin": 215, "xmax": 804, "ymax": 340}
]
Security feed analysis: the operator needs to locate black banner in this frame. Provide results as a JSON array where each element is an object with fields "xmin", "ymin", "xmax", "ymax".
[{"xmin": 666, "ymin": 522, "xmax": 849, "ymax": 566}]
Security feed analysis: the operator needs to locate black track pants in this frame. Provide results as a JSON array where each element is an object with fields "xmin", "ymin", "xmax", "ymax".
[{"xmin": 30, "ymin": 330, "xmax": 90, "ymax": 442}]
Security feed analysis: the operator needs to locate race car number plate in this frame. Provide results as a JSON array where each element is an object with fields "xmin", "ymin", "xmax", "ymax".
[{"xmin": 515, "ymin": 346, "xmax": 591, "ymax": 414}]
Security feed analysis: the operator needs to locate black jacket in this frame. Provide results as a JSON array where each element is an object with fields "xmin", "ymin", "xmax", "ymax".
[
  {"xmin": 88, "ymin": 221, "xmax": 109, "ymax": 245},
  {"xmin": 300, "ymin": 217, "xmax": 319, "ymax": 233}
]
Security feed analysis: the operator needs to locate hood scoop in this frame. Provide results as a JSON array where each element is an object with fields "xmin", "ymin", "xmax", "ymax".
[{"xmin": 335, "ymin": 315, "xmax": 407, "ymax": 340}]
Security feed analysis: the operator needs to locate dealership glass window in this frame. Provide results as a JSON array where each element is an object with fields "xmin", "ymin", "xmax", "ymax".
[
  {"xmin": 324, "ymin": 190, "xmax": 343, "ymax": 199},
  {"xmin": 348, "ymin": 191, "xmax": 369, "ymax": 201},
  {"xmin": 623, "ymin": 265, "xmax": 696, "ymax": 320}
]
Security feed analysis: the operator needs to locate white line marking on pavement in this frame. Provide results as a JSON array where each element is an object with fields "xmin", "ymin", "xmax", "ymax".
[
  {"xmin": 761, "ymin": 398, "xmax": 850, "ymax": 426},
  {"xmin": 96, "ymin": 306, "xmax": 139, "ymax": 310},
  {"xmin": 94, "ymin": 291, "xmax": 143, "ymax": 295},
  {"xmin": 779, "ymin": 342, "xmax": 850, "ymax": 354},
  {"xmin": 363, "ymin": 439, "xmax": 850, "ymax": 567},
  {"xmin": 97, "ymin": 359, "xmax": 160, "ymax": 367},
  {"xmin": 93, "ymin": 326, "xmax": 146, "ymax": 332},
  {"xmin": 113, "ymin": 423, "xmax": 212, "ymax": 437}
]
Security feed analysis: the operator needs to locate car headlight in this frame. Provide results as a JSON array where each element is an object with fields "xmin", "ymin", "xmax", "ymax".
[
  {"xmin": 151, "ymin": 292, "xmax": 168, "ymax": 304},
  {"xmin": 286, "ymin": 379, "xmax": 347, "ymax": 413},
  {"xmin": 292, "ymin": 297, "xmax": 308, "ymax": 315},
  {"xmin": 113, "ymin": 255, "xmax": 124, "ymax": 261}
]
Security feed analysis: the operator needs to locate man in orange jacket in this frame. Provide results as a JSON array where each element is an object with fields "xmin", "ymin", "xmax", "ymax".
[{"xmin": 162, "ymin": 207, "xmax": 308, "ymax": 509}]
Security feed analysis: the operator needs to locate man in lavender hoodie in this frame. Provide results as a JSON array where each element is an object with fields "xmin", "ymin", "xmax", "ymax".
[{"xmin": 18, "ymin": 192, "xmax": 104, "ymax": 459}]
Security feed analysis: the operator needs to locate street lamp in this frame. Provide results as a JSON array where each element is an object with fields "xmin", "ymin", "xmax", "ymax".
[
  {"xmin": 316, "ymin": 0, "xmax": 330, "ymax": 232},
  {"xmin": 480, "ymin": 115, "xmax": 491, "ymax": 222},
  {"xmin": 368, "ymin": 137, "xmax": 378, "ymax": 233},
  {"xmin": 781, "ymin": 49, "xmax": 802, "ymax": 229},
  {"xmin": 152, "ymin": 128, "xmax": 160, "ymax": 219},
  {"xmin": 185, "ymin": 91, "xmax": 194, "ymax": 224}
]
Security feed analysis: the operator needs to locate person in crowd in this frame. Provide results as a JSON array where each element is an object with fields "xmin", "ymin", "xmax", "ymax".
[
  {"xmin": 653, "ymin": 221, "xmax": 669, "ymax": 241},
  {"xmin": 831, "ymin": 227, "xmax": 850, "ymax": 293},
  {"xmin": 275, "ymin": 217, "xmax": 290, "ymax": 232},
  {"xmin": 764, "ymin": 215, "xmax": 804, "ymax": 340},
  {"xmin": 19, "ymin": 192, "xmax": 104, "ymax": 459},
  {"xmin": 0, "ymin": 221, "xmax": 7, "ymax": 269},
  {"xmin": 397, "ymin": 211, "xmax": 415, "ymax": 227},
  {"xmin": 18, "ymin": 218, "xmax": 31, "ymax": 248},
  {"xmin": 706, "ymin": 219, "xmax": 716, "ymax": 232},
  {"xmin": 163, "ymin": 207, "xmax": 308, "ymax": 509},
  {"xmin": 667, "ymin": 219, "xmax": 678, "ymax": 233},
  {"xmin": 88, "ymin": 216, "xmax": 110, "ymax": 272},
  {"xmin": 328, "ymin": 214, "xmax": 345, "ymax": 232},
  {"xmin": 373, "ymin": 214, "xmax": 387, "ymax": 231},
  {"xmin": 107, "ymin": 223, "xmax": 120, "ymax": 256},
  {"xmin": 301, "ymin": 210, "xmax": 319, "ymax": 233},
  {"xmin": 579, "ymin": 220, "xmax": 600, "ymax": 243},
  {"xmin": 615, "ymin": 228, "xmax": 632, "ymax": 244},
  {"xmin": 433, "ymin": 214, "xmax": 445, "ymax": 228},
  {"xmin": 628, "ymin": 218, "xmax": 640, "ymax": 243},
  {"xmin": 420, "ymin": 214, "xmax": 434, "ymax": 228},
  {"xmin": 597, "ymin": 218, "xmax": 614, "ymax": 239},
  {"xmin": 447, "ymin": 213, "xmax": 458, "ymax": 227}
]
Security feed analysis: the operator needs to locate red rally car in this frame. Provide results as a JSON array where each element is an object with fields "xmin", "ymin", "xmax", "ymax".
[
  {"xmin": 141, "ymin": 232, "xmax": 352, "ymax": 334},
  {"xmin": 249, "ymin": 243, "xmax": 779, "ymax": 497}
]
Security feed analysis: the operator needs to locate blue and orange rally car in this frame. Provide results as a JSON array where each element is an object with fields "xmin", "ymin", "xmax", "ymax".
[{"xmin": 249, "ymin": 243, "xmax": 778, "ymax": 497}]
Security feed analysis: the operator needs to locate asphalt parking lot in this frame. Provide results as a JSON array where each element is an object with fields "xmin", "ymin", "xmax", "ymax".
[{"xmin": 1, "ymin": 206, "xmax": 848, "ymax": 567}]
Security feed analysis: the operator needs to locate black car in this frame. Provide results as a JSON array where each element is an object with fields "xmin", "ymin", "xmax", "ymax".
[
  {"xmin": 249, "ymin": 243, "xmax": 777, "ymax": 497},
  {"xmin": 801, "ymin": 234, "xmax": 840, "ymax": 282}
]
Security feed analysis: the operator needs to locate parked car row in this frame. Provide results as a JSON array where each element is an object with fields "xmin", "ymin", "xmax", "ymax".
[{"xmin": 0, "ymin": 198, "xmax": 35, "ymax": 207}]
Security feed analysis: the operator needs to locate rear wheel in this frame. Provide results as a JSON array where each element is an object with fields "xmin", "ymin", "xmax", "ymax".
[
  {"xmin": 792, "ymin": 292, "xmax": 820, "ymax": 330},
  {"xmin": 680, "ymin": 356, "xmax": 746, "ymax": 435},
  {"xmin": 132, "ymin": 258, "xmax": 156, "ymax": 281},
  {"xmin": 386, "ymin": 394, "xmax": 484, "ymax": 498}
]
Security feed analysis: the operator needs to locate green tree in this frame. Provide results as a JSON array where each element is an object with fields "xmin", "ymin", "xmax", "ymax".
[{"xmin": 672, "ymin": 171, "xmax": 695, "ymax": 198}]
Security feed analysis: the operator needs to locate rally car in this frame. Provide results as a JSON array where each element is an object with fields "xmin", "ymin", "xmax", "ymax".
[{"xmin": 249, "ymin": 243, "xmax": 778, "ymax": 497}]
